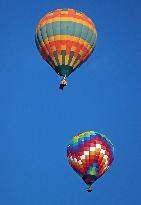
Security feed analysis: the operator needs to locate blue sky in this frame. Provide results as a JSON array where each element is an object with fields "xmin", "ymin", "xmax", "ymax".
[{"xmin": 0, "ymin": 0, "xmax": 141, "ymax": 204}]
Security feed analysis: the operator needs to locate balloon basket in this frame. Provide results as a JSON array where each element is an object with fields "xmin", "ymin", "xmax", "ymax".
[
  {"xmin": 87, "ymin": 186, "xmax": 92, "ymax": 192},
  {"xmin": 59, "ymin": 78, "xmax": 68, "ymax": 90}
]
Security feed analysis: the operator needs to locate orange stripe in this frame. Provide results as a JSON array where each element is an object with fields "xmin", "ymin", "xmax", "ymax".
[
  {"xmin": 39, "ymin": 39, "xmax": 94, "ymax": 68},
  {"xmin": 73, "ymin": 48, "xmax": 93, "ymax": 69},
  {"xmin": 39, "ymin": 11, "xmax": 95, "ymax": 29},
  {"xmin": 39, "ymin": 40, "xmax": 91, "ymax": 57},
  {"xmin": 39, "ymin": 48, "xmax": 55, "ymax": 68},
  {"xmin": 54, "ymin": 40, "xmax": 61, "ymax": 55},
  {"xmin": 39, "ymin": 44, "xmax": 54, "ymax": 59}
]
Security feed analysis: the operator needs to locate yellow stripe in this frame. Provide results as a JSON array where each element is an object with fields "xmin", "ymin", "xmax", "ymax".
[
  {"xmin": 71, "ymin": 46, "xmax": 77, "ymax": 52},
  {"xmin": 73, "ymin": 59, "xmax": 82, "ymax": 69},
  {"xmin": 39, "ymin": 42, "xmax": 92, "ymax": 58},
  {"xmin": 39, "ymin": 37, "xmax": 94, "ymax": 68},
  {"xmin": 42, "ymin": 35, "xmax": 92, "ymax": 50},
  {"xmin": 39, "ymin": 17, "xmax": 96, "ymax": 33},
  {"xmin": 100, "ymin": 153, "xmax": 104, "ymax": 157},
  {"xmin": 75, "ymin": 12, "xmax": 83, "ymax": 16},
  {"xmin": 51, "ymin": 56, "xmax": 58, "ymax": 66},
  {"xmin": 54, "ymin": 35, "xmax": 60, "ymax": 43},
  {"xmin": 102, "ymin": 159, "xmax": 106, "ymax": 163},
  {"xmin": 70, "ymin": 56, "xmax": 76, "ymax": 67},
  {"xmin": 60, "ymin": 45, "xmax": 66, "ymax": 51},
  {"xmin": 65, "ymin": 55, "xmax": 69, "ymax": 65},
  {"xmin": 79, "ymin": 50, "xmax": 84, "ymax": 56},
  {"xmin": 61, "ymin": 11, "xmax": 69, "ymax": 14},
  {"xmin": 58, "ymin": 55, "xmax": 62, "ymax": 65},
  {"xmin": 39, "ymin": 42, "xmax": 93, "ymax": 68},
  {"xmin": 73, "ymin": 50, "xmax": 92, "ymax": 68}
]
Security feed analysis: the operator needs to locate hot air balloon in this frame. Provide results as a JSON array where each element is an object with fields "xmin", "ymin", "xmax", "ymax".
[
  {"xmin": 35, "ymin": 8, "xmax": 97, "ymax": 90},
  {"xmin": 67, "ymin": 131, "xmax": 114, "ymax": 192}
]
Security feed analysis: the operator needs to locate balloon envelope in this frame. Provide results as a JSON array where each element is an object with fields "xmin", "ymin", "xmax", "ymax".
[
  {"xmin": 67, "ymin": 131, "xmax": 114, "ymax": 187},
  {"xmin": 35, "ymin": 8, "xmax": 97, "ymax": 78}
]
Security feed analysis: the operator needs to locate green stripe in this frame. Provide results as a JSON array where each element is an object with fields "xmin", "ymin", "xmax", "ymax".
[
  {"xmin": 72, "ymin": 54, "xmax": 81, "ymax": 67},
  {"xmin": 75, "ymin": 9, "xmax": 83, "ymax": 14},
  {"xmin": 46, "ymin": 55, "xmax": 56, "ymax": 67},
  {"xmin": 60, "ymin": 8, "xmax": 82, "ymax": 13},
  {"xmin": 37, "ymin": 21, "xmax": 97, "ymax": 46},
  {"xmin": 68, "ymin": 51, "xmax": 74, "ymax": 66},
  {"xmin": 61, "ymin": 50, "xmax": 66, "ymax": 65},
  {"xmin": 61, "ymin": 8, "xmax": 69, "ymax": 11},
  {"xmin": 53, "ymin": 51, "xmax": 60, "ymax": 66}
]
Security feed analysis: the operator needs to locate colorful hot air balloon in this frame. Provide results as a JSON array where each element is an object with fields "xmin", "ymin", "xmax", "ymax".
[
  {"xmin": 35, "ymin": 8, "xmax": 97, "ymax": 90},
  {"xmin": 67, "ymin": 131, "xmax": 114, "ymax": 192}
]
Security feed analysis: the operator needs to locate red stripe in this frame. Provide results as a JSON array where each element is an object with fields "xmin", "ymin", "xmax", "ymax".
[
  {"xmin": 39, "ymin": 9, "xmax": 95, "ymax": 29},
  {"xmin": 39, "ymin": 45, "xmax": 54, "ymax": 60},
  {"xmin": 40, "ymin": 40, "xmax": 90, "ymax": 56}
]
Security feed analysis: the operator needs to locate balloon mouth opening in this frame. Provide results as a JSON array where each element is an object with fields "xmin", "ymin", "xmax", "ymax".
[
  {"xmin": 55, "ymin": 65, "xmax": 74, "ymax": 77},
  {"xmin": 82, "ymin": 174, "xmax": 97, "ymax": 186}
]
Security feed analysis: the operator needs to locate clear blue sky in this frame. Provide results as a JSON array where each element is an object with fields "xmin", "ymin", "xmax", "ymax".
[{"xmin": 0, "ymin": 0, "xmax": 140, "ymax": 204}]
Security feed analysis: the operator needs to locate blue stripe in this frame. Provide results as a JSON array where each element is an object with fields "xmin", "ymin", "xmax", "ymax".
[{"xmin": 36, "ymin": 21, "xmax": 97, "ymax": 47}]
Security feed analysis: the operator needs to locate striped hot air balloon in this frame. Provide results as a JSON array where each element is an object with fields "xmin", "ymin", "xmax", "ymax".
[
  {"xmin": 67, "ymin": 131, "xmax": 114, "ymax": 192},
  {"xmin": 35, "ymin": 8, "xmax": 97, "ymax": 89}
]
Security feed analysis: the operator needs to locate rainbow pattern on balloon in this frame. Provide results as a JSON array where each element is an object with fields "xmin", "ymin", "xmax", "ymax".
[
  {"xmin": 67, "ymin": 131, "xmax": 114, "ymax": 186},
  {"xmin": 35, "ymin": 8, "xmax": 97, "ymax": 77}
]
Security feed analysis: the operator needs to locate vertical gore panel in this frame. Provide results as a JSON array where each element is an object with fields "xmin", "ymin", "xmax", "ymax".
[
  {"xmin": 46, "ymin": 23, "xmax": 54, "ymax": 36},
  {"xmin": 73, "ymin": 54, "xmax": 81, "ymax": 67},
  {"xmin": 53, "ymin": 51, "xmax": 60, "ymax": 66},
  {"xmin": 61, "ymin": 50, "xmax": 66, "ymax": 65},
  {"xmin": 68, "ymin": 51, "xmax": 74, "ymax": 65},
  {"xmin": 40, "ymin": 26, "xmax": 47, "ymax": 41}
]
